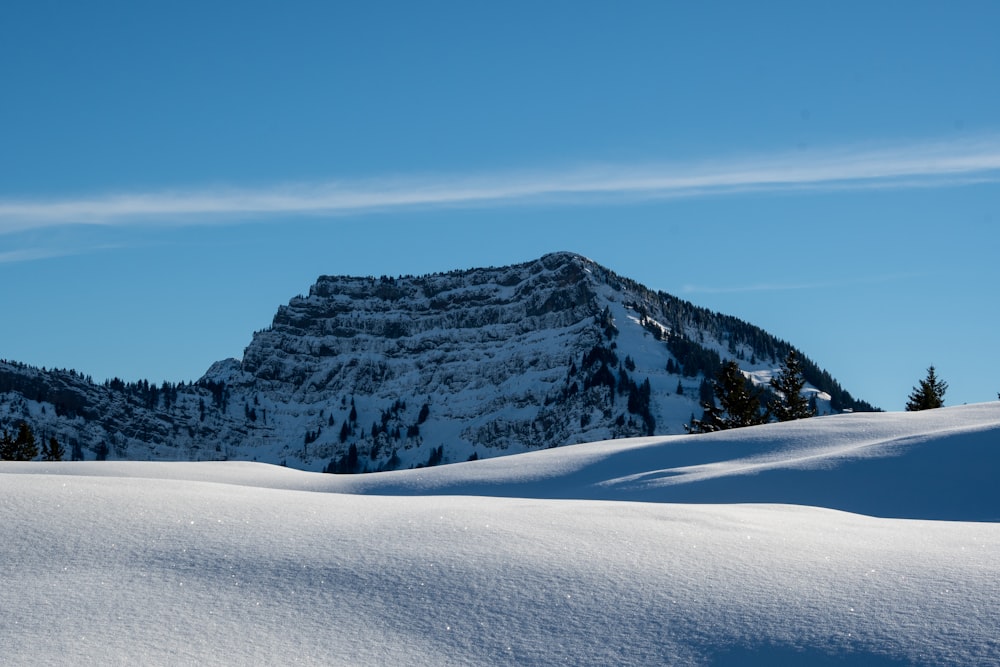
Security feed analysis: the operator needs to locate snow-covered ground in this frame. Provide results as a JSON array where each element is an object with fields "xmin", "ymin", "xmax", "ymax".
[{"xmin": 3, "ymin": 403, "xmax": 999, "ymax": 665}]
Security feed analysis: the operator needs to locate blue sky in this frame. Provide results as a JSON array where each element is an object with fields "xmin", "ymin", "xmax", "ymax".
[{"xmin": 2, "ymin": 1, "xmax": 998, "ymax": 411}]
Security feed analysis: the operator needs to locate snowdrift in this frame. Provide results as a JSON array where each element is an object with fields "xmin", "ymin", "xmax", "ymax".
[{"xmin": 3, "ymin": 404, "xmax": 999, "ymax": 665}]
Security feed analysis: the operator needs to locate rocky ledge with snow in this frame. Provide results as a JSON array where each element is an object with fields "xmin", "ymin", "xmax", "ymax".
[{"xmin": 0, "ymin": 252, "xmax": 873, "ymax": 471}]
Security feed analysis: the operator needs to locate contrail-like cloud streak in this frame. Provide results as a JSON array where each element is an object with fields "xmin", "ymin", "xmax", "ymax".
[
  {"xmin": 2, "ymin": 135, "xmax": 1000, "ymax": 234},
  {"xmin": 680, "ymin": 272, "xmax": 927, "ymax": 295}
]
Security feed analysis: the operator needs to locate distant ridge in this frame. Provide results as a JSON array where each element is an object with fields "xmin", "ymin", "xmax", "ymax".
[{"xmin": 0, "ymin": 251, "xmax": 876, "ymax": 470}]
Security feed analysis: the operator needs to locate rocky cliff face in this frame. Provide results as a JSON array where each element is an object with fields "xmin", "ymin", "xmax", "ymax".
[{"xmin": 0, "ymin": 252, "xmax": 873, "ymax": 471}]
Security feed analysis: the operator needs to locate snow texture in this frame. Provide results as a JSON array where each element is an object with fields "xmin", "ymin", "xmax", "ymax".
[{"xmin": 3, "ymin": 403, "xmax": 1000, "ymax": 665}]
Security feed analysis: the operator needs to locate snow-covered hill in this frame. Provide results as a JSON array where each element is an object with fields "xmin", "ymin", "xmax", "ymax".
[
  {"xmin": 3, "ymin": 404, "xmax": 999, "ymax": 665},
  {"xmin": 0, "ymin": 252, "xmax": 874, "ymax": 472}
]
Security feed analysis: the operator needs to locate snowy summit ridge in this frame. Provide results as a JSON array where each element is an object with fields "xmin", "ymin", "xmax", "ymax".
[{"xmin": 0, "ymin": 251, "xmax": 872, "ymax": 470}]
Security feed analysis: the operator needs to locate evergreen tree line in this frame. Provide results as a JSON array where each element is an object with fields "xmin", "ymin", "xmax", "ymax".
[
  {"xmin": 688, "ymin": 359, "xmax": 963, "ymax": 434},
  {"xmin": 614, "ymin": 275, "xmax": 877, "ymax": 414},
  {"xmin": 0, "ymin": 422, "xmax": 66, "ymax": 461},
  {"xmin": 686, "ymin": 350, "xmax": 816, "ymax": 433},
  {"xmin": 0, "ymin": 358, "xmax": 232, "ymax": 425}
]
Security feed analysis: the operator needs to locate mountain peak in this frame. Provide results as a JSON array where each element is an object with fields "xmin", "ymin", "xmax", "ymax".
[
  {"xmin": 537, "ymin": 249, "xmax": 590, "ymax": 265},
  {"xmin": 0, "ymin": 252, "xmax": 874, "ymax": 470}
]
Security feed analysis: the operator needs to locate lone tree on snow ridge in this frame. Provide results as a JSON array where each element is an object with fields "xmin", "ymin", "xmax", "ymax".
[
  {"xmin": 905, "ymin": 365, "xmax": 948, "ymax": 411},
  {"xmin": 769, "ymin": 350, "xmax": 816, "ymax": 421}
]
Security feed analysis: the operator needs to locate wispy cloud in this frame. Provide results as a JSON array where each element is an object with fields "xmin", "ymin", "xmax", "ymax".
[
  {"xmin": 680, "ymin": 281, "xmax": 840, "ymax": 295},
  {"xmin": 680, "ymin": 273, "xmax": 925, "ymax": 295},
  {"xmin": 0, "ymin": 243, "xmax": 125, "ymax": 265},
  {"xmin": 0, "ymin": 247, "xmax": 78, "ymax": 264},
  {"xmin": 3, "ymin": 135, "xmax": 1000, "ymax": 234}
]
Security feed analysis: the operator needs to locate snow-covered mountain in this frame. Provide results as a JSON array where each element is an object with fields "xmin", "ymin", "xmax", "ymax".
[{"xmin": 0, "ymin": 251, "xmax": 874, "ymax": 471}]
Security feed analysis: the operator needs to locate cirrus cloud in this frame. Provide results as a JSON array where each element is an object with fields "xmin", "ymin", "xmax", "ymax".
[{"xmin": 2, "ymin": 134, "xmax": 1000, "ymax": 235}]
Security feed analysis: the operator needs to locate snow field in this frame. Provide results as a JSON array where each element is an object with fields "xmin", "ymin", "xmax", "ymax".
[
  {"xmin": 4, "ymin": 475, "xmax": 999, "ymax": 666},
  {"xmin": 3, "ymin": 403, "xmax": 1000, "ymax": 665}
]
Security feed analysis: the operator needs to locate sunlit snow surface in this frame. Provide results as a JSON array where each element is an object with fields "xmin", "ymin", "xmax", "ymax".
[{"xmin": 3, "ymin": 404, "xmax": 1000, "ymax": 665}]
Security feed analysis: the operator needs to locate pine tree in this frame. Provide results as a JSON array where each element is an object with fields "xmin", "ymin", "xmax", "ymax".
[
  {"xmin": 37, "ymin": 436, "xmax": 66, "ymax": 461},
  {"xmin": 347, "ymin": 442, "xmax": 359, "ymax": 472},
  {"xmin": 0, "ymin": 430, "xmax": 15, "ymax": 460},
  {"xmin": 686, "ymin": 361, "xmax": 768, "ymax": 433},
  {"xmin": 906, "ymin": 366, "xmax": 947, "ymax": 411},
  {"xmin": 13, "ymin": 422, "xmax": 38, "ymax": 461},
  {"xmin": 716, "ymin": 361, "xmax": 769, "ymax": 429},
  {"xmin": 48, "ymin": 436, "xmax": 64, "ymax": 461},
  {"xmin": 769, "ymin": 350, "xmax": 816, "ymax": 421},
  {"xmin": 686, "ymin": 398, "xmax": 723, "ymax": 433}
]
